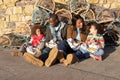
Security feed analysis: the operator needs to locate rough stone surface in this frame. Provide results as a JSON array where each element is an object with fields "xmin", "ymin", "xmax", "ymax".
[
  {"xmin": 5, "ymin": 7, "xmax": 13, "ymax": 15},
  {"xmin": 10, "ymin": 15, "xmax": 19, "ymax": 22},
  {"xmin": 111, "ymin": 2, "xmax": 120, "ymax": 9},
  {"xmin": 0, "ymin": 0, "xmax": 120, "ymax": 35},
  {"xmin": 13, "ymin": 6, "xmax": 22, "ymax": 14},
  {"xmin": 0, "ymin": 46, "xmax": 120, "ymax": 80},
  {"xmin": 24, "ymin": 5, "xmax": 34, "ymax": 16},
  {"xmin": 86, "ymin": 0, "xmax": 99, "ymax": 3},
  {"xmin": 0, "ymin": 0, "xmax": 3, "ymax": 4}
]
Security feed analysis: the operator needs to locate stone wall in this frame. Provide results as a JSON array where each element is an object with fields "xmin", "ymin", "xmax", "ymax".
[
  {"xmin": 0, "ymin": 0, "xmax": 120, "ymax": 35},
  {"xmin": 86, "ymin": 0, "xmax": 120, "ymax": 9},
  {"xmin": 0, "ymin": 0, "xmax": 36, "ymax": 35}
]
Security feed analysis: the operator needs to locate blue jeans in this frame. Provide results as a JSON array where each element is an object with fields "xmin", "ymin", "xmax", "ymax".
[
  {"xmin": 57, "ymin": 40, "xmax": 74, "ymax": 57},
  {"xmin": 80, "ymin": 47, "xmax": 104, "ymax": 56},
  {"xmin": 39, "ymin": 47, "xmax": 51, "ymax": 62}
]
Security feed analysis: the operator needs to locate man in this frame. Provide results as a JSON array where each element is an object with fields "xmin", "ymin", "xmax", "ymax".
[{"xmin": 23, "ymin": 13, "xmax": 67, "ymax": 67}]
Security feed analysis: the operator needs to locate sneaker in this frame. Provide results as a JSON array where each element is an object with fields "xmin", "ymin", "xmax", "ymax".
[
  {"xmin": 63, "ymin": 54, "xmax": 77, "ymax": 66},
  {"xmin": 95, "ymin": 55, "xmax": 102, "ymax": 61},
  {"xmin": 57, "ymin": 51, "xmax": 65, "ymax": 63},
  {"xmin": 11, "ymin": 51, "xmax": 23, "ymax": 56},
  {"xmin": 45, "ymin": 48, "xmax": 58, "ymax": 67},
  {"xmin": 23, "ymin": 53, "xmax": 44, "ymax": 67}
]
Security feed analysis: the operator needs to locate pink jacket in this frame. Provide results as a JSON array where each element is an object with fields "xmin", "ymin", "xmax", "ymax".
[{"xmin": 31, "ymin": 34, "xmax": 45, "ymax": 46}]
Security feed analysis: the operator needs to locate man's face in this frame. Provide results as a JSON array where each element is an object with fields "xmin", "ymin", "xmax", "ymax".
[{"xmin": 49, "ymin": 18, "xmax": 57, "ymax": 27}]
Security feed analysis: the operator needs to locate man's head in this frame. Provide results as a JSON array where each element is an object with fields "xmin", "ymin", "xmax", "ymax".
[{"xmin": 49, "ymin": 13, "xmax": 59, "ymax": 27}]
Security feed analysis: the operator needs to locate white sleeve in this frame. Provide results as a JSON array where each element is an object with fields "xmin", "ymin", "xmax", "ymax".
[{"xmin": 67, "ymin": 38, "xmax": 79, "ymax": 50}]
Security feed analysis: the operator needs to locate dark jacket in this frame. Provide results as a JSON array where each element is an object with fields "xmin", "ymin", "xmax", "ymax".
[{"xmin": 45, "ymin": 22, "xmax": 67, "ymax": 42}]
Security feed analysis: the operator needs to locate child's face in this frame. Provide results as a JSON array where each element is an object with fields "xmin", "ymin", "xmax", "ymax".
[
  {"xmin": 76, "ymin": 19, "xmax": 83, "ymax": 28},
  {"xmin": 90, "ymin": 25, "xmax": 97, "ymax": 35},
  {"xmin": 36, "ymin": 29, "xmax": 41, "ymax": 36}
]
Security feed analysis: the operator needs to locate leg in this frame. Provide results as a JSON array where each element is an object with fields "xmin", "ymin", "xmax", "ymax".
[
  {"xmin": 39, "ymin": 47, "xmax": 51, "ymax": 62},
  {"xmin": 45, "ymin": 48, "xmax": 59, "ymax": 67}
]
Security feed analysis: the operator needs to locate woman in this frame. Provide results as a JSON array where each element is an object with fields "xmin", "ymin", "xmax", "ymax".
[
  {"xmin": 57, "ymin": 15, "xmax": 89, "ymax": 66},
  {"xmin": 46, "ymin": 15, "xmax": 89, "ymax": 67}
]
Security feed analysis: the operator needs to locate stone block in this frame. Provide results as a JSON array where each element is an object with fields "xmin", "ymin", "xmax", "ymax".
[
  {"xmin": 15, "ymin": 1, "xmax": 26, "ymax": 6},
  {"xmin": 3, "ymin": 0, "xmax": 11, "ymax": 5},
  {"xmin": 25, "ymin": 16, "xmax": 32, "ymax": 21},
  {"xmin": 86, "ymin": 0, "xmax": 99, "ymax": 4},
  {"xmin": 10, "ymin": 15, "xmax": 19, "ymax": 21},
  {"xmin": 0, "ymin": 5, "xmax": 7, "ymax": 10},
  {"xmin": 103, "ymin": 3, "xmax": 111, "ymax": 8},
  {"xmin": 117, "ymin": 0, "xmax": 120, "ymax": 2},
  {"xmin": 0, "ymin": 21, "xmax": 4, "ymax": 28},
  {"xmin": 13, "ymin": 6, "xmax": 23, "ymax": 14},
  {"xmin": 8, "ymin": 22, "xmax": 16, "ymax": 28},
  {"xmin": 5, "ymin": 15, "xmax": 10, "ymax": 22},
  {"xmin": 24, "ymin": 5, "xmax": 34, "ymax": 16},
  {"xmin": 11, "ymin": 0, "xmax": 18, "ymax": 4},
  {"xmin": 5, "ymin": 7, "xmax": 13, "ymax": 15},
  {"xmin": 54, "ymin": 0, "xmax": 66, "ymax": 4},
  {"xmin": 3, "ymin": 0, "xmax": 15, "ymax": 7},
  {"xmin": 15, "ymin": 22, "xmax": 25, "ymax": 27},
  {"xmin": 3, "ymin": 21, "xmax": 8, "ymax": 28},
  {"xmin": 111, "ymin": 2, "xmax": 120, "ymax": 9},
  {"xmin": 106, "ymin": 0, "xmax": 114, "ymax": 3},
  {"xmin": 0, "ymin": 0, "xmax": 3, "ymax": 4},
  {"xmin": 99, "ymin": 0, "xmax": 107, "ymax": 4}
]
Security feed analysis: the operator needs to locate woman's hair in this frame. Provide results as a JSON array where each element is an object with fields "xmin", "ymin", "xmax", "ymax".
[
  {"xmin": 88, "ymin": 22, "xmax": 102, "ymax": 34},
  {"xmin": 31, "ymin": 23, "xmax": 44, "ymax": 35},
  {"xmin": 72, "ymin": 15, "xmax": 86, "ymax": 33}
]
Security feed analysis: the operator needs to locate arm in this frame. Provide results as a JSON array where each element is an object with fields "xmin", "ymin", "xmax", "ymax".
[
  {"xmin": 45, "ymin": 27, "xmax": 52, "ymax": 42},
  {"xmin": 67, "ymin": 25, "xmax": 73, "ymax": 39}
]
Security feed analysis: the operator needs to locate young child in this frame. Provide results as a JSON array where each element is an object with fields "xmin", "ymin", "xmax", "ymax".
[
  {"xmin": 80, "ymin": 22, "xmax": 104, "ymax": 61},
  {"xmin": 26, "ymin": 24, "xmax": 45, "ymax": 56},
  {"xmin": 11, "ymin": 24, "xmax": 45, "ymax": 57}
]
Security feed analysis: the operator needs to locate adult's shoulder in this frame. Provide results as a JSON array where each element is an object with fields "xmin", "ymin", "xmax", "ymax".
[{"xmin": 67, "ymin": 24, "xmax": 74, "ymax": 28}]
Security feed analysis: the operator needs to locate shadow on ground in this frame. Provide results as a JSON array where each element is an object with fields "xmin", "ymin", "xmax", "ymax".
[{"xmin": 103, "ymin": 45, "xmax": 118, "ymax": 60}]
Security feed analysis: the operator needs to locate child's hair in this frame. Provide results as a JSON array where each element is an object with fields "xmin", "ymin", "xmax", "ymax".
[
  {"xmin": 31, "ymin": 23, "xmax": 44, "ymax": 35},
  {"xmin": 72, "ymin": 14, "xmax": 86, "ymax": 33},
  {"xmin": 89, "ymin": 22, "xmax": 102, "ymax": 34}
]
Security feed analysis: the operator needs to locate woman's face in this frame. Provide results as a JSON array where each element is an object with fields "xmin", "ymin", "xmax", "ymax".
[
  {"xmin": 36, "ymin": 29, "xmax": 41, "ymax": 36},
  {"xmin": 76, "ymin": 19, "xmax": 83, "ymax": 28},
  {"xmin": 90, "ymin": 25, "xmax": 97, "ymax": 35}
]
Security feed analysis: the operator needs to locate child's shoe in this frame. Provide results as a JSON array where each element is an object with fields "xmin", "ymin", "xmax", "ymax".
[
  {"xmin": 45, "ymin": 48, "xmax": 58, "ymax": 67},
  {"xmin": 63, "ymin": 54, "xmax": 77, "ymax": 66},
  {"xmin": 23, "ymin": 53, "xmax": 44, "ymax": 67},
  {"xmin": 11, "ymin": 51, "xmax": 23, "ymax": 56},
  {"xmin": 95, "ymin": 55, "xmax": 102, "ymax": 61}
]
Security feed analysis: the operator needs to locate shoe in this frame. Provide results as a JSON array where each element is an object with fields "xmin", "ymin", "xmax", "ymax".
[
  {"xmin": 34, "ymin": 50, "xmax": 41, "ymax": 58},
  {"xmin": 90, "ymin": 54, "xmax": 96, "ymax": 60},
  {"xmin": 95, "ymin": 55, "xmax": 102, "ymax": 61},
  {"xmin": 45, "ymin": 48, "xmax": 58, "ymax": 67},
  {"xmin": 23, "ymin": 53, "xmax": 44, "ymax": 67},
  {"xmin": 63, "ymin": 54, "xmax": 77, "ymax": 66},
  {"xmin": 11, "ymin": 51, "xmax": 23, "ymax": 56},
  {"xmin": 57, "ymin": 51, "xmax": 65, "ymax": 63}
]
